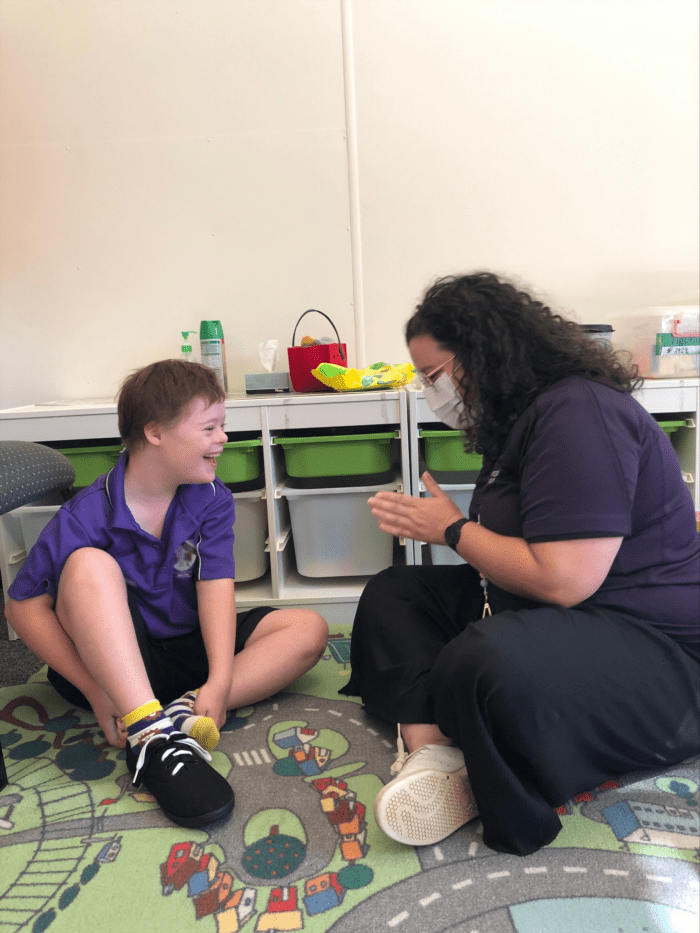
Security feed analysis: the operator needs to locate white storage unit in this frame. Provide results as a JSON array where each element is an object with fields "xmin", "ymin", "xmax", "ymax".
[
  {"xmin": 2, "ymin": 380, "xmax": 697, "ymax": 637},
  {"xmin": 406, "ymin": 379, "xmax": 700, "ymax": 565},
  {"xmin": 634, "ymin": 383, "xmax": 699, "ymax": 521},
  {"xmin": 0, "ymin": 390, "xmax": 412, "ymax": 637}
]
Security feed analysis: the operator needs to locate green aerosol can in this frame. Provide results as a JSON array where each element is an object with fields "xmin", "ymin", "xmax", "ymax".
[{"xmin": 199, "ymin": 320, "xmax": 228, "ymax": 391}]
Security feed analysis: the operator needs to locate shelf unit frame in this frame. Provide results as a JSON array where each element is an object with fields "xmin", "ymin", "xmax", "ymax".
[{"xmin": 1, "ymin": 379, "xmax": 697, "ymax": 638}]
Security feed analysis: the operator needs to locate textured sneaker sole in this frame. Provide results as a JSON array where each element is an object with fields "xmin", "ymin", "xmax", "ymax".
[{"xmin": 374, "ymin": 766, "xmax": 477, "ymax": 846}]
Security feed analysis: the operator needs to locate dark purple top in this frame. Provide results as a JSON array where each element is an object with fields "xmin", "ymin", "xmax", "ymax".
[
  {"xmin": 470, "ymin": 376, "xmax": 699, "ymax": 657},
  {"xmin": 8, "ymin": 450, "xmax": 237, "ymax": 638}
]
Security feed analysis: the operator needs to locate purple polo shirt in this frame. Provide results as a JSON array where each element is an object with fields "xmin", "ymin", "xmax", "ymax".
[
  {"xmin": 8, "ymin": 450, "xmax": 237, "ymax": 638},
  {"xmin": 470, "ymin": 376, "xmax": 700, "ymax": 657}
]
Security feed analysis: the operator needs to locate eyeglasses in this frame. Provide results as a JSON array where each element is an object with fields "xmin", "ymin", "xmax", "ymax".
[{"xmin": 414, "ymin": 356, "xmax": 457, "ymax": 390}]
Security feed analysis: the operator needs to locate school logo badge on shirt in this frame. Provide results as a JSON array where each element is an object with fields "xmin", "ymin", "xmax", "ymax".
[{"xmin": 174, "ymin": 539, "xmax": 197, "ymax": 577}]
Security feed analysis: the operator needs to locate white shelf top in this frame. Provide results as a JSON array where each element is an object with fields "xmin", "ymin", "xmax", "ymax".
[{"xmin": 0, "ymin": 388, "xmax": 406, "ymax": 442}]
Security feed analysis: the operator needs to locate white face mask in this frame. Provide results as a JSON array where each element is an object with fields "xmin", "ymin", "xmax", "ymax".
[{"xmin": 420, "ymin": 371, "xmax": 465, "ymax": 429}]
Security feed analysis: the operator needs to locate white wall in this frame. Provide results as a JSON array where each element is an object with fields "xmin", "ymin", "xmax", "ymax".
[
  {"xmin": 351, "ymin": 0, "xmax": 700, "ymax": 363},
  {"xmin": 0, "ymin": 0, "xmax": 354, "ymax": 407},
  {"xmin": 1, "ymin": 0, "xmax": 698, "ymax": 409}
]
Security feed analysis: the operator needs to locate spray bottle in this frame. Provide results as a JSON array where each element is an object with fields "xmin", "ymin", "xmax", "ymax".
[
  {"xmin": 180, "ymin": 331, "xmax": 196, "ymax": 361},
  {"xmin": 199, "ymin": 320, "xmax": 228, "ymax": 391}
]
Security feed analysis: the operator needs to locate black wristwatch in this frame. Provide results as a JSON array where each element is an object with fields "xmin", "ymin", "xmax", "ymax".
[{"xmin": 444, "ymin": 517, "xmax": 470, "ymax": 551}]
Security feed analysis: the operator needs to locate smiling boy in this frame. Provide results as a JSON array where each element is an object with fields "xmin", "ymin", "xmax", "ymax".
[{"xmin": 6, "ymin": 360, "xmax": 328, "ymax": 828}]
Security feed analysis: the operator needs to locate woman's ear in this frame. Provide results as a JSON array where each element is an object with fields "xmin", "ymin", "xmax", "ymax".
[{"xmin": 142, "ymin": 422, "xmax": 163, "ymax": 447}]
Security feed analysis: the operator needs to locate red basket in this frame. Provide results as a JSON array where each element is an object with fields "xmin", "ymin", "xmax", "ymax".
[{"xmin": 287, "ymin": 310, "xmax": 347, "ymax": 393}]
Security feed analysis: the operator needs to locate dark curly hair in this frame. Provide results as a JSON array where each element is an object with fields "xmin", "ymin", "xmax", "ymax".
[{"xmin": 406, "ymin": 272, "xmax": 642, "ymax": 463}]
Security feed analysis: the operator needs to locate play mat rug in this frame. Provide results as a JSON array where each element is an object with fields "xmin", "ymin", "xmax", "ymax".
[{"xmin": 1, "ymin": 624, "xmax": 698, "ymax": 933}]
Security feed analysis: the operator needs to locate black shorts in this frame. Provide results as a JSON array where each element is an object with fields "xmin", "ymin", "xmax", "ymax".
[{"xmin": 47, "ymin": 593, "xmax": 275, "ymax": 709}]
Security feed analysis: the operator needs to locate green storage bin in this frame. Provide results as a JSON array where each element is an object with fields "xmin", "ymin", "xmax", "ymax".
[
  {"xmin": 419, "ymin": 429, "xmax": 483, "ymax": 472},
  {"xmin": 56, "ymin": 444, "xmax": 123, "ymax": 487},
  {"xmin": 217, "ymin": 438, "xmax": 262, "ymax": 483},
  {"xmin": 656, "ymin": 420, "xmax": 686, "ymax": 438},
  {"xmin": 274, "ymin": 431, "xmax": 397, "ymax": 478}
]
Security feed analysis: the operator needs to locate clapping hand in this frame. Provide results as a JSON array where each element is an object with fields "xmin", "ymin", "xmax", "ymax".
[{"xmin": 368, "ymin": 471, "xmax": 464, "ymax": 545}]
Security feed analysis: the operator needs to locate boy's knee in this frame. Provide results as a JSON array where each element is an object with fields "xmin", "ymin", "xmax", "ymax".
[
  {"xmin": 301, "ymin": 610, "xmax": 329, "ymax": 660},
  {"xmin": 61, "ymin": 547, "xmax": 120, "ymax": 580},
  {"xmin": 57, "ymin": 548, "xmax": 125, "ymax": 609}
]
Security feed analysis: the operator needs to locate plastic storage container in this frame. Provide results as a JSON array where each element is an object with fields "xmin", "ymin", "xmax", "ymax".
[
  {"xmin": 18, "ymin": 505, "xmax": 61, "ymax": 552},
  {"xmin": 608, "ymin": 305, "xmax": 700, "ymax": 378},
  {"xmin": 55, "ymin": 445, "xmax": 122, "ymax": 488},
  {"xmin": 6, "ymin": 494, "xmax": 269, "ymax": 585},
  {"xmin": 274, "ymin": 432, "xmax": 397, "ymax": 479},
  {"xmin": 656, "ymin": 420, "xmax": 687, "ymax": 439},
  {"xmin": 217, "ymin": 438, "xmax": 262, "ymax": 484},
  {"xmin": 232, "ymin": 488, "xmax": 269, "ymax": 582},
  {"xmin": 284, "ymin": 480, "xmax": 397, "ymax": 577},
  {"xmin": 421, "ymin": 486, "xmax": 475, "ymax": 566},
  {"xmin": 419, "ymin": 429, "xmax": 483, "ymax": 474},
  {"xmin": 0, "ymin": 504, "xmax": 61, "ymax": 601}
]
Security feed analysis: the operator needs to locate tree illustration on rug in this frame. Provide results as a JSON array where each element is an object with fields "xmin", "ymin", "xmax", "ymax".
[{"xmin": 241, "ymin": 825, "xmax": 306, "ymax": 880}]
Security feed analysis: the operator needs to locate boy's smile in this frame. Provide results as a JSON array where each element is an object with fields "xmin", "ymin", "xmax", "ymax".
[{"xmin": 154, "ymin": 397, "xmax": 228, "ymax": 486}]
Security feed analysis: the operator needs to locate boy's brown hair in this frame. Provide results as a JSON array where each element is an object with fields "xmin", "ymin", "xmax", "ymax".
[{"xmin": 118, "ymin": 359, "xmax": 225, "ymax": 452}]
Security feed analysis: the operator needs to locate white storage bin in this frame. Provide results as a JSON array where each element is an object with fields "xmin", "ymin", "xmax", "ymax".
[
  {"xmin": 2, "ymin": 497, "xmax": 269, "ymax": 591},
  {"xmin": 19, "ymin": 505, "xmax": 61, "ymax": 552},
  {"xmin": 232, "ymin": 488, "xmax": 269, "ymax": 582},
  {"xmin": 608, "ymin": 305, "xmax": 700, "ymax": 378},
  {"xmin": 421, "ymin": 485, "xmax": 474, "ymax": 566},
  {"xmin": 0, "ymin": 511, "xmax": 26, "ymax": 595},
  {"xmin": 0, "ymin": 504, "xmax": 61, "ymax": 595},
  {"xmin": 284, "ymin": 480, "xmax": 398, "ymax": 578}
]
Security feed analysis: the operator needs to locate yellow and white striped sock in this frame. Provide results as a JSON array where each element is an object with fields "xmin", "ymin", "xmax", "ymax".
[{"xmin": 164, "ymin": 690, "xmax": 220, "ymax": 752}]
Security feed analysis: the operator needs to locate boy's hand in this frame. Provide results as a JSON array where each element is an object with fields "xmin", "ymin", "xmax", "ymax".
[
  {"xmin": 88, "ymin": 687, "xmax": 128, "ymax": 748},
  {"xmin": 193, "ymin": 680, "xmax": 230, "ymax": 729}
]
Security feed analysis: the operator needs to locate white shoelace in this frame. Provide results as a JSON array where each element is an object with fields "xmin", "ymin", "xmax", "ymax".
[
  {"xmin": 390, "ymin": 727, "xmax": 466, "ymax": 776},
  {"xmin": 390, "ymin": 724, "xmax": 408, "ymax": 775},
  {"xmin": 133, "ymin": 731, "xmax": 212, "ymax": 785}
]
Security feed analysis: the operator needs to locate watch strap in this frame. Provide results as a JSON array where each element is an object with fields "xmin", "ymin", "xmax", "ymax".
[{"xmin": 445, "ymin": 517, "xmax": 469, "ymax": 551}]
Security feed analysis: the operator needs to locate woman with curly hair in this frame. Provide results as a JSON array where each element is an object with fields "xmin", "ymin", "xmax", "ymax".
[{"xmin": 341, "ymin": 272, "xmax": 699, "ymax": 856}]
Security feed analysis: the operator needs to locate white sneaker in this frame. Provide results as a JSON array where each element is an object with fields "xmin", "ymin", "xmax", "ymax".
[{"xmin": 374, "ymin": 741, "xmax": 478, "ymax": 846}]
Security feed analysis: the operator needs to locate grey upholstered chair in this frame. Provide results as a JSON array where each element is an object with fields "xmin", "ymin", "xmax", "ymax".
[{"xmin": 0, "ymin": 441, "xmax": 75, "ymax": 789}]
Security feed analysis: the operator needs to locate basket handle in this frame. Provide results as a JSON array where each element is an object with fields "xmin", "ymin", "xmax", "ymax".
[
  {"xmin": 291, "ymin": 310, "xmax": 346, "ymax": 363},
  {"xmin": 672, "ymin": 317, "xmax": 700, "ymax": 338}
]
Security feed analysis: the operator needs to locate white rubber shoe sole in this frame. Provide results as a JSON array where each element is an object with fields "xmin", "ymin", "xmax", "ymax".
[{"xmin": 374, "ymin": 744, "xmax": 478, "ymax": 846}]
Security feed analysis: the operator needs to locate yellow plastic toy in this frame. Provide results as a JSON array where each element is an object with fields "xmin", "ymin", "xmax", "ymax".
[{"xmin": 311, "ymin": 361, "xmax": 415, "ymax": 392}]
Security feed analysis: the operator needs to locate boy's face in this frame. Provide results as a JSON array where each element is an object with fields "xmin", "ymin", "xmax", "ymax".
[{"xmin": 152, "ymin": 396, "xmax": 227, "ymax": 485}]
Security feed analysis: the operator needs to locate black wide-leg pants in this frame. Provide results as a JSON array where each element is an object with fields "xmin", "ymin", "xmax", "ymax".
[{"xmin": 340, "ymin": 565, "xmax": 700, "ymax": 856}]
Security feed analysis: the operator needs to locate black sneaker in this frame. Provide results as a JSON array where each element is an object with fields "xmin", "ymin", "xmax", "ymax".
[{"xmin": 126, "ymin": 731, "xmax": 234, "ymax": 828}]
